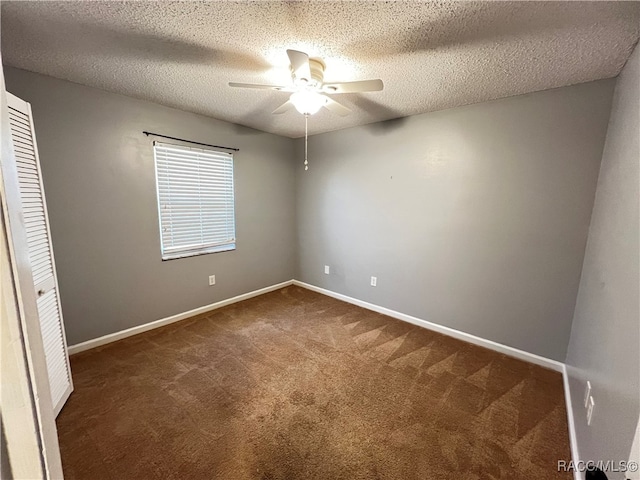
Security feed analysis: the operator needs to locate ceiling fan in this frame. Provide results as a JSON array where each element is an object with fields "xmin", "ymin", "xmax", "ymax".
[{"xmin": 229, "ymin": 49, "xmax": 384, "ymax": 116}]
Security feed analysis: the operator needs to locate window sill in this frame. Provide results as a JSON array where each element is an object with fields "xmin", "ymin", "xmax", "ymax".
[{"xmin": 161, "ymin": 244, "xmax": 235, "ymax": 261}]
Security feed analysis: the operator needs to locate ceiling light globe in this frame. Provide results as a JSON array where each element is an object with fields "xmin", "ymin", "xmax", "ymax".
[{"xmin": 290, "ymin": 91, "xmax": 325, "ymax": 115}]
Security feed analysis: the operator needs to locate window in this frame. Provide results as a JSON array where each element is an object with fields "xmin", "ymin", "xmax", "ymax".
[{"xmin": 153, "ymin": 142, "xmax": 236, "ymax": 260}]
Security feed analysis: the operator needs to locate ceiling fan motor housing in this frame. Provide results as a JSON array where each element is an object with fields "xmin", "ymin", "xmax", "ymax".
[{"xmin": 293, "ymin": 58, "xmax": 325, "ymax": 89}]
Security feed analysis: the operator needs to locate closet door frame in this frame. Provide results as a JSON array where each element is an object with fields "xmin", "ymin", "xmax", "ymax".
[{"xmin": 1, "ymin": 86, "xmax": 64, "ymax": 478}]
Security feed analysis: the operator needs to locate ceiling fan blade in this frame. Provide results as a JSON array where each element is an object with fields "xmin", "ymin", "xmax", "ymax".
[
  {"xmin": 228, "ymin": 82, "xmax": 292, "ymax": 91},
  {"xmin": 323, "ymin": 96, "xmax": 351, "ymax": 116},
  {"xmin": 272, "ymin": 100, "xmax": 294, "ymax": 115},
  {"xmin": 286, "ymin": 49, "xmax": 311, "ymax": 81},
  {"xmin": 322, "ymin": 79, "xmax": 384, "ymax": 94}
]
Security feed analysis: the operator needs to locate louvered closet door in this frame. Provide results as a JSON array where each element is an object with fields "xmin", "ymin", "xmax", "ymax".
[{"xmin": 6, "ymin": 92, "xmax": 73, "ymax": 415}]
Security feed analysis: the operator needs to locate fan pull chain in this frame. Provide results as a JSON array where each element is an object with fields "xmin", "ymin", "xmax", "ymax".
[
  {"xmin": 304, "ymin": 113, "xmax": 309, "ymax": 171},
  {"xmin": 304, "ymin": 114, "xmax": 309, "ymax": 171}
]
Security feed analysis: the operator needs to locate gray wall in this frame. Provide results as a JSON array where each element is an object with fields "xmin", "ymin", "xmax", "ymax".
[
  {"xmin": 3, "ymin": 65, "xmax": 623, "ymax": 366},
  {"xmin": 296, "ymin": 80, "xmax": 615, "ymax": 361},
  {"xmin": 565, "ymin": 44, "xmax": 639, "ymax": 478},
  {"xmin": 4, "ymin": 67, "xmax": 297, "ymax": 346}
]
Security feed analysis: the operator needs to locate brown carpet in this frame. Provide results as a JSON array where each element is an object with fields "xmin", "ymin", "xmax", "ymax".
[{"xmin": 58, "ymin": 286, "xmax": 571, "ymax": 479}]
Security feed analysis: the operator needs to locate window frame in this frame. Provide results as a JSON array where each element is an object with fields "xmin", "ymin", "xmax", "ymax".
[{"xmin": 152, "ymin": 141, "xmax": 236, "ymax": 261}]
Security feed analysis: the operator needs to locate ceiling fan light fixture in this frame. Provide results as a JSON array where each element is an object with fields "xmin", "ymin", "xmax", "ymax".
[
  {"xmin": 290, "ymin": 90, "xmax": 326, "ymax": 115},
  {"xmin": 230, "ymin": 49, "xmax": 382, "ymax": 119}
]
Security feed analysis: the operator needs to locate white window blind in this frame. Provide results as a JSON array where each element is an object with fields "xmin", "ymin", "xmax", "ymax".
[{"xmin": 153, "ymin": 142, "xmax": 236, "ymax": 260}]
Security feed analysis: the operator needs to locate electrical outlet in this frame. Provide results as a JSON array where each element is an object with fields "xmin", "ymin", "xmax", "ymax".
[
  {"xmin": 209, "ymin": 275, "xmax": 216, "ymax": 286},
  {"xmin": 324, "ymin": 265, "xmax": 330, "ymax": 275},
  {"xmin": 587, "ymin": 396, "xmax": 595, "ymax": 426},
  {"xmin": 584, "ymin": 381, "xmax": 591, "ymax": 408},
  {"xmin": 371, "ymin": 276, "xmax": 377, "ymax": 287}
]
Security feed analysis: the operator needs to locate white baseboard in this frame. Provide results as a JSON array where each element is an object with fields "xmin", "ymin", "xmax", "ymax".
[
  {"xmin": 292, "ymin": 280, "xmax": 564, "ymax": 372},
  {"xmin": 562, "ymin": 364, "xmax": 583, "ymax": 480},
  {"xmin": 67, "ymin": 280, "xmax": 293, "ymax": 355},
  {"xmin": 69, "ymin": 278, "xmax": 565, "ymax": 369},
  {"xmin": 629, "ymin": 420, "xmax": 640, "ymax": 480}
]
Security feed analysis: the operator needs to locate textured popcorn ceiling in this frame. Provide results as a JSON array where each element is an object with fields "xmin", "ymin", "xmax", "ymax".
[{"xmin": 2, "ymin": 1, "xmax": 639, "ymax": 138}]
